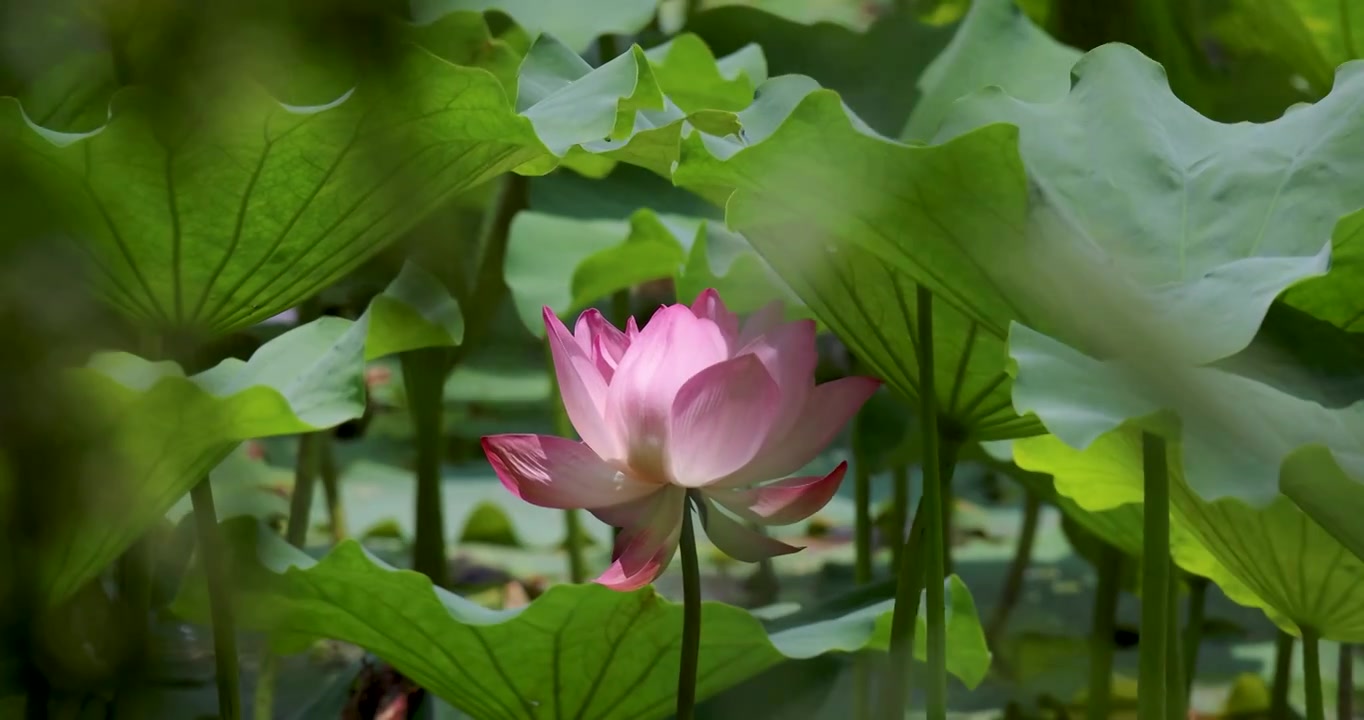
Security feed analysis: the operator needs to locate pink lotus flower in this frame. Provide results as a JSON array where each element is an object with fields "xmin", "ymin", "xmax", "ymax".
[{"xmin": 482, "ymin": 290, "xmax": 880, "ymax": 590}]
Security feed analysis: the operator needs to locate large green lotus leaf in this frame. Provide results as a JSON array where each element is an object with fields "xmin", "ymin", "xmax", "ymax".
[
  {"xmin": 900, "ymin": 0, "xmax": 1081, "ymax": 142},
  {"xmin": 173, "ymin": 521, "xmax": 991, "ymax": 720},
  {"xmin": 503, "ymin": 208, "xmax": 806, "ymax": 336},
  {"xmin": 1284, "ymin": 210, "xmax": 1364, "ymax": 332},
  {"xmin": 644, "ymin": 34, "xmax": 767, "ymax": 113},
  {"xmin": 514, "ymin": 34, "xmax": 757, "ymax": 182},
  {"xmin": 936, "ymin": 44, "xmax": 1364, "ymax": 364},
  {"xmin": 686, "ymin": 5, "xmax": 956, "ymax": 135},
  {"xmin": 696, "ymin": 0, "xmax": 889, "ymax": 29},
  {"xmin": 672, "ymin": 77, "xmax": 1041, "ymax": 440},
  {"xmin": 0, "ymin": 19, "xmax": 729, "ymax": 337},
  {"xmin": 42, "ymin": 317, "xmax": 367, "ymax": 606},
  {"xmin": 1009, "ymin": 323, "xmax": 1364, "ymax": 639},
  {"xmin": 363, "ymin": 261, "xmax": 465, "ymax": 360},
  {"xmin": 411, "ymin": 0, "xmax": 660, "ymax": 54}
]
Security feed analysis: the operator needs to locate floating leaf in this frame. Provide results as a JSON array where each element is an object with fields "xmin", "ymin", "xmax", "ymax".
[
  {"xmin": 363, "ymin": 261, "xmax": 465, "ymax": 360},
  {"xmin": 174, "ymin": 521, "xmax": 991, "ymax": 720},
  {"xmin": 43, "ymin": 317, "xmax": 367, "ymax": 606}
]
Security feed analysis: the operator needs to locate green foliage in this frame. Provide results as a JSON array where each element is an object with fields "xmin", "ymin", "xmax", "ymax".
[
  {"xmin": 504, "ymin": 208, "xmax": 804, "ymax": 334},
  {"xmin": 174, "ymin": 521, "xmax": 991, "ymax": 718},
  {"xmin": 44, "ymin": 317, "xmax": 367, "ymax": 606}
]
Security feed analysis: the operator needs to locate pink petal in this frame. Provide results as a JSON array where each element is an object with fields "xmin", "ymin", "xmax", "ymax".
[
  {"xmin": 707, "ymin": 462, "xmax": 847, "ymax": 526},
  {"xmin": 736, "ymin": 300, "xmax": 785, "ymax": 347},
  {"xmin": 482, "ymin": 434, "xmax": 658, "ymax": 509},
  {"xmin": 605, "ymin": 305, "xmax": 729, "ymax": 482},
  {"xmin": 593, "ymin": 487, "xmax": 686, "ymax": 590},
  {"xmin": 626, "ymin": 316, "xmax": 640, "ymax": 341},
  {"xmin": 691, "ymin": 288, "xmax": 739, "ymax": 349},
  {"xmin": 545, "ymin": 307, "xmax": 619, "ymax": 459},
  {"xmin": 697, "ymin": 495, "xmax": 800, "ymax": 563},
  {"xmin": 720, "ymin": 376, "xmax": 881, "ymax": 486},
  {"xmin": 735, "ymin": 319, "xmax": 818, "ymax": 440},
  {"xmin": 574, "ymin": 309, "xmax": 629, "ymax": 382},
  {"xmin": 668, "ymin": 354, "xmax": 781, "ymax": 487}
]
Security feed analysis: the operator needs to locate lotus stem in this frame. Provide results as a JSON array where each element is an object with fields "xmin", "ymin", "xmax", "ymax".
[
  {"xmin": 563, "ymin": 509, "xmax": 588, "ymax": 584},
  {"xmin": 890, "ymin": 463, "xmax": 909, "ymax": 573},
  {"xmin": 1271, "ymin": 631, "xmax": 1294, "ymax": 720},
  {"xmin": 881, "ymin": 492, "xmax": 929, "ymax": 719},
  {"xmin": 317, "ymin": 434, "xmax": 347, "ymax": 542},
  {"xmin": 253, "ymin": 651, "xmax": 278, "ymax": 720},
  {"xmin": 1167, "ymin": 564, "xmax": 1186, "ymax": 720},
  {"xmin": 941, "ymin": 470, "xmax": 954, "ymax": 576},
  {"xmin": 1183, "ymin": 575, "xmax": 1208, "ymax": 701},
  {"xmin": 403, "ymin": 348, "xmax": 449, "ymax": 587},
  {"xmin": 1139, "ymin": 432, "xmax": 1170, "ymax": 719},
  {"xmin": 286, "ymin": 433, "xmax": 318, "ymax": 548},
  {"xmin": 987, "ymin": 488, "xmax": 1041, "ymax": 645},
  {"xmin": 190, "ymin": 479, "xmax": 241, "ymax": 720},
  {"xmin": 1304, "ymin": 627, "xmax": 1325, "ymax": 720},
  {"xmin": 1340, "ymin": 643, "xmax": 1354, "ymax": 720},
  {"xmin": 1086, "ymin": 544, "xmax": 1122, "ymax": 720},
  {"xmin": 852, "ymin": 410, "xmax": 873, "ymax": 586},
  {"xmin": 676, "ymin": 492, "xmax": 702, "ymax": 720},
  {"xmin": 919, "ymin": 287, "xmax": 950, "ymax": 720}
]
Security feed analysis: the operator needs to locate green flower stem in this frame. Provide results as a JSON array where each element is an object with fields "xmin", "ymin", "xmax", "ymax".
[
  {"xmin": 986, "ymin": 488, "xmax": 1041, "ymax": 645},
  {"xmin": 881, "ymin": 492, "xmax": 929, "ymax": 720},
  {"xmin": 1166, "ymin": 564, "xmax": 1186, "ymax": 720},
  {"xmin": 1139, "ymin": 432, "xmax": 1170, "ymax": 720},
  {"xmin": 253, "ymin": 652, "xmax": 279, "ymax": 720},
  {"xmin": 285, "ymin": 433, "xmax": 319, "ymax": 548},
  {"xmin": 1183, "ymin": 575, "xmax": 1208, "ymax": 701},
  {"xmin": 676, "ymin": 492, "xmax": 702, "ymax": 720},
  {"xmin": 941, "ymin": 471, "xmax": 954, "ymax": 576},
  {"xmin": 890, "ymin": 464, "xmax": 909, "ymax": 573},
  {"xmin": 1086, "ymin": 544, "xmax": 1122, "ymax": 720},
  {"xmin": 1336, "ymin": 643, "xmax": 1347, "ymax": 720},
  {"xmin": 402, "ymin": 348, "xmax": 450, "ymax": 587},
  {"xmin": 852, "ymin": 411, "xmax": 873, "ymax": 586},
  {"xmin": 1271, "ymin": 631, "xmax": 1294, "ymax": 720},
  {"xmin": 318, "ymin": 434, "xmax": 347, "ymax": 542},
  {"xmin": 190, "ymin": 479, "xmax": 241, "ymax": 720},
  {"xmin": 563, "ymin": 508, "xmax": 588, "ymax": 584},
  {"xmin": 1304, "ymin": 627, "xmax": 1325, "ymax": 720},
  {"xmin": 916, "ymin": 286, "xmax": 949, "ymax": 720},
  {"xmin": 1340, "ymin": 644, "xmax": 1354, "ymax": 720}
]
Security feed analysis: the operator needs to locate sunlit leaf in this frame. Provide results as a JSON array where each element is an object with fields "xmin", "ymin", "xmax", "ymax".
[
  {"xmin": 411, "ymin": 0, "xmax": 661, "ymax": 54},
  {"xmin": 688, "ymin": 4, "xmax": 956, "ymax": 136},
  {"xmin": 43, "ymin": 317, "xmax": 367, "ymax": 606},
  {"xmin": 936, "ymin": 44, "xmax": 1364, "ymax": 364},
  {"xmin": 901, "ymin": 0, "xmax": 1080, "ymax": 141},
  {"xmin": 1, "ymin": 18, "xmax": 738, "ymax": 336},
  {"xmin": 503, "ymin": 208, "xmax": 805, "ymax": 335},
  {"xmin": 1009, "ymin": 323, "xmax": 1364, "ymax": 640},
  {"xmin": 174, "ymin": 521, "xmax": 992, "ymax": 720},
  {"xmin": 363, "ymin": 261, "xmax": 465, "ymax": 360}
]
